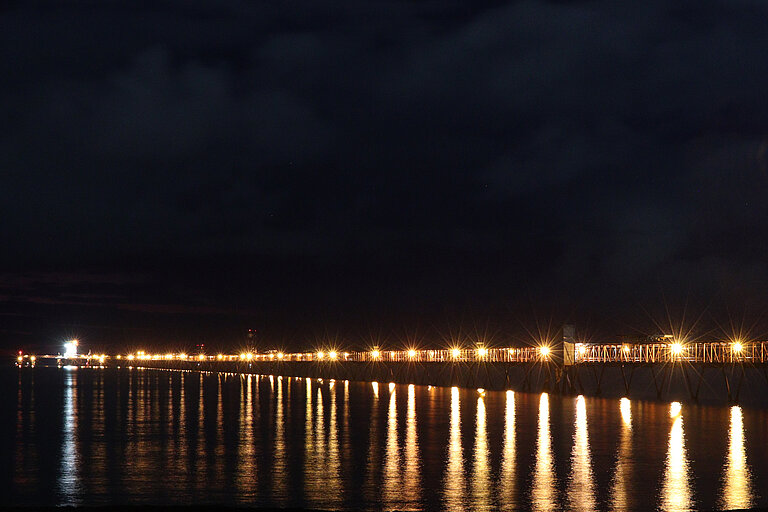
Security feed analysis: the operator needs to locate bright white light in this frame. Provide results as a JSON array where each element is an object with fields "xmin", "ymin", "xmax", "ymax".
[
  {"xmin": 732, "ymin": 342, "xmax": 743, "ymax": 353},
  {"xmin": 63, "ymin": 341, "xmax": 78, "ymax": 358},
  {"xmin": 671, "ymin": 343, "xmax": 683, "ymax": 356},
  {"xmin": 477, "ymin": 347, "xmax": 488, "ymax": 357},
  {"xmin": 329, "ymin": 351, "xmax": 338, "ymax": 360},
  {"xmin": 451, "ymin": 348, "xmax": 461, "ymax": 359},
  {"xmin": 371, "ymin": 350, "xmax": 381, "ymax": 359},
  {"xmin": 408, "ymin": 349, "xmax": 417, "ymax": 358},
  {"xmin": 540, "ymin": 346, "xmax": 551, "ymax": 357}
]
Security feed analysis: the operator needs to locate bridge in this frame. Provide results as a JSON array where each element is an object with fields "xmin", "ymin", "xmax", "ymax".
[{"xmin": 19, "ymin": 340, "xmax": 768, "ymax": 407}]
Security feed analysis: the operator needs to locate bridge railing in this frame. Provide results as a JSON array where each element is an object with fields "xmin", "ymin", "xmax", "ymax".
[
  {"xmin": 575, "ymin": 342, "xmax": 768, "ymax": 364},
  {"xmin": 116, "ymin": 341, "xmax": 768, "ymax": 365}
]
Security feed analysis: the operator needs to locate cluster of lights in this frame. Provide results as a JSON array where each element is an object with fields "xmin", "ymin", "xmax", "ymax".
[{"xmin": 44, "ymin": 338, "xmax": 754, "ymax": 368}]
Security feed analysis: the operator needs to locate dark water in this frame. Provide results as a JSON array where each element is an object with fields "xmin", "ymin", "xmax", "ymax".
[{"xmin": 2, "ymin": 367, "xmax": 767, "ymax": 511}]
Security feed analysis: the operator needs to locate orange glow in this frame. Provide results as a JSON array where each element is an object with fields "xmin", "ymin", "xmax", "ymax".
[
  {"xmin": 407, "ymin": 349, "xmax": 417, "ymax": 358},
  {"xmin": 451, "ymin": 348, "xmax": 461, "ymax": 359}
]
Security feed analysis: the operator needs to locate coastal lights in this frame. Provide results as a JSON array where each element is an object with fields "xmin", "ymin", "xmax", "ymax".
[
  {"xmin": 407, "ymin": 349, "xmax": 417, "ymax": 358},
  {"xmin": 371, "ymin": 350, "xmax": 381, "ymax": 359},
  {"xmin": 477, "ymin": 347, "xmax": 488, "ymax": 358},
  {"xmin": 328, "ymin": 351, "xmax": 338, "ymax": 360},
  {"xmin": 732, "ymin": 342, "xmax": 743, "ymax": 353},
  {"xmin": 671, "ymin": 343, "xmax": 684, "ymax": 356},
  {"xmin": 317, "ymin": 351, "xmax": 325, "ymax": 360},
  {"xmin": 540, "ymin": 346, "xmax": 551, "ymax": 357},
  {"xmin": 451, "ymin": 348, "xmax": 461, "ymax": 359}
]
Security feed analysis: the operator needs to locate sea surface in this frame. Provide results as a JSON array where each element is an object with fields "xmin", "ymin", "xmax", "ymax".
[{"xmin": 2, "ymin": 366, "xmax": 767, "ymax": 511}]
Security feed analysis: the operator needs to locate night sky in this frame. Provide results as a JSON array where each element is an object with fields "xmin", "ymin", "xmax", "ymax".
[{"xmin": 3, "ymin": 0, "xmax": 768, "ymax": 354}]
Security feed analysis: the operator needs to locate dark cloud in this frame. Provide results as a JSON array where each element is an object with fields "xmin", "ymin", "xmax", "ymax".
[{"xmin": 2, "ymin": 0, "xmax": 768, "ymax": 351}]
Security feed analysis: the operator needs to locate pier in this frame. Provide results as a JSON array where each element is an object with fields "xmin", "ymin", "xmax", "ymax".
[{"xmin": 24, "ymin": 339, "xmax": 768, "ymax": 407}]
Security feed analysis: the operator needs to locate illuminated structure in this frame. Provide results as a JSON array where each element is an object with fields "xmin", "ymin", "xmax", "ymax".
[{"xmin": 18, "ymin": 333, "xmax": 768, "ymax": 405}]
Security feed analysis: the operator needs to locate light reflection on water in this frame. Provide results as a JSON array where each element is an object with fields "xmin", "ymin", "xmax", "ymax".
[
  {"xmin": 472, "ymin": 395, "xmax": 491, "ymax": 511},
  {"xmin": 58, "ymin": 369, "xmax": 79, "ymax": 505},
  {"xmin": 661, "ymin": 402, "xmax": 693, "ymax": 512},
  {"xmin": 531, "ymin": 392, "xmax": 557, "ymax": 511},
  {"xmin": 610, "ymin": 397, "xmax": 633, "ymax": 511},
  {"xmin": 403, "ymin": 384, "xmax": 421, "ymax": 505},
  {"xmin": 498, "ymin": 390, "xmax": 516, "ymax": 507},
  {"xmin": 5, "ymin": 368, "xmax": 767, "ymax": 511},
  {"xmin": 443, "ymin": 386, "xmax": 466, "ymax": 511},
  {"xmin": 568, "ymin": 395, "xmax": 596, "ymax": 512},
  {"xmin": 720, "ymin": 406, "xmax": 753, "ymax": 510}
]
